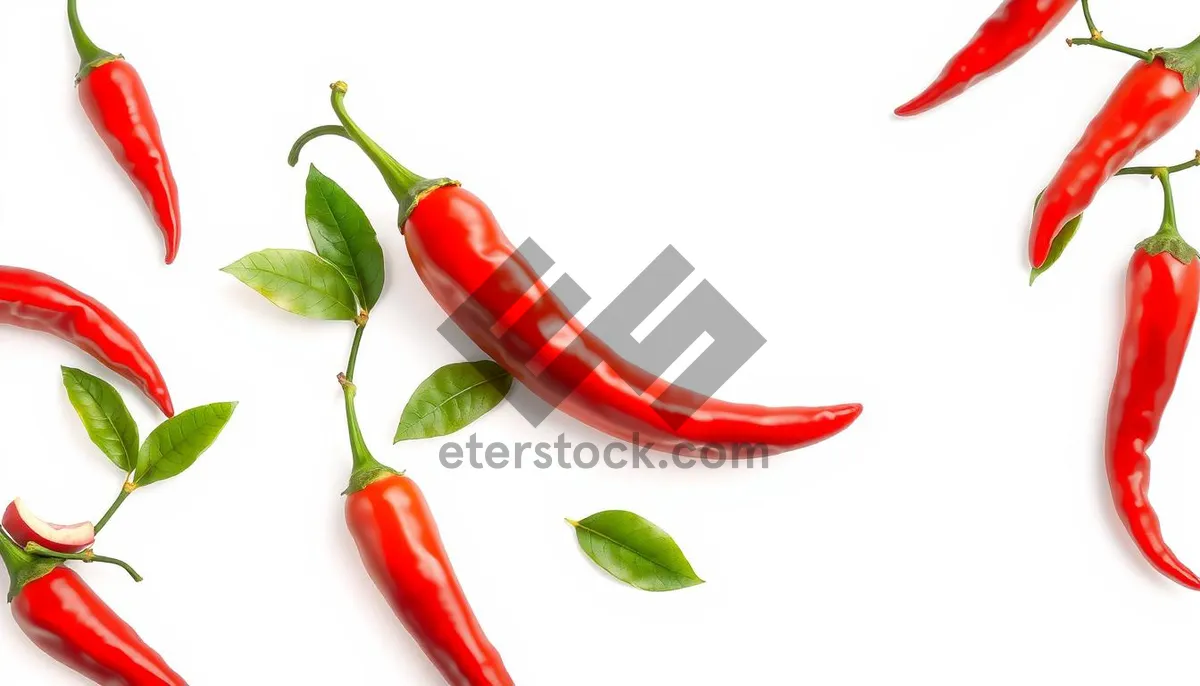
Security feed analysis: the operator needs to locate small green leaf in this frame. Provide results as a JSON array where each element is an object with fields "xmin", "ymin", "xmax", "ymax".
[
  {"xmin": 222, "ymin": 249, "xmax": 358, "ymax": 320},
  {"xmin": 1030, "ymin": 190, "xmax": 1084, "ymax": 284},
  {"xmin": 61, "ymin": 367, "xmax": 139, "ymax": 472},
  {"xmin": 568, "ymin": 511, "xmax": 704, "ymax": 592},
  {"xmin": 394, "ymin": 361, "xmax": 513, "ymax": 442},
  {"xmin": 306, "ymin": 166, "xmax": 385, "ymax": 310},
  {"xmin": 134, "ymin": 402, "xmax": 238, "ymax": 487}
]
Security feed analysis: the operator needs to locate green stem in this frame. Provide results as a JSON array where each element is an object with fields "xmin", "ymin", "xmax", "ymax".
[
  {"xmin": 1156, "ymin": 169, "xmax": 1179, "ymax": 236},
  {"xmin": 93, "ymin": 482, "xmax": 134, "ymax": 535},
  {"xmin": 1136, "ymin": 169, "xmax": 1198, "ymax": 263},
  {"xmin": 1118, "ymin": 152, "xmax": 1200, "ymax": 177},
  {"xmin": 0, "ymin": 530, "xmax": 60, "ymax": 602},
  {"xmin": 25, "ymin": 544, "xmax": 142, "ymax": 583},
  {"xmin": 340, "ymin": 319, "xmax": 395, "ymax": 494},
  {"xmin": 1081, "ymin": 0, "xmax": 1098, "ymax": 36},
  {"xmin": 287, "ymin": 125, "xmax": 351, "ymax": 168},
  {"xmin": 326, "ymin": 81, "xmax": 456, "ymax": 224},
  {"xmin": 67, "ymin": 0, "xmax": 116, "ymax": 77}
]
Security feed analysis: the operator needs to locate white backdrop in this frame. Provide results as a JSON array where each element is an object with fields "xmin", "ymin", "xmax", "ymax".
[{"xmin": 2, "ymin": 1, "xmax": 1200, "ymax": 683}]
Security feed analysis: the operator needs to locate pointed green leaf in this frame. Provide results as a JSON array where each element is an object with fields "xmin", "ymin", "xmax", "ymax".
[
  {"xmin": 306, "ymin": 166, "xmax": 385, "ymax": 310},
  {"xmin": 222, "ymin": 249, "xmax": 358, "ymax": 320},
  {"xmin": 394, "ymin": 361, "xmax": 513, "ymax": 442},
  {"xmin": 61, "ymin": 367, "xmax": 139, "ymax": 472},
  {"xmin": 1030, "ymin": 190, "xmax": 1084, "ymax": 284},
  {"xmin": 569, "ymin": 511, "xmax": 705, "ymax": 592},
  {"xmin": 134, "ymin": 402, "xmax": 238, "ymax": 487}
]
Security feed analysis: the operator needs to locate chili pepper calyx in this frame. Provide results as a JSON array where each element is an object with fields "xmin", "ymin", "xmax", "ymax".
[
  {"xmin": 1158, "ymin": 35, "xmax": 1200, "ymax": 92},
  {"xmin": 0, "ymin": 530, "xmax": 61, "ymax": 602},
  {"xmin": 1137, "ymin": 235, "xmax": 1198, "ymax": 264},
  {"xmin": 67, "ymin": 0, "xmax": 121, "ymax": 82},
  {"xmin": 344, "ymin": 465, "xmax": 402, "ymax": 496}
]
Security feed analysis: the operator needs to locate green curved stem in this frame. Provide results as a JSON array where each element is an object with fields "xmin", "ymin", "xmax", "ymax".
[
  {"xmin": 328, "ymin": 82, "xmax": 426, "ymax": 207},
  {"xmin": 1068, "ymin": 2, "xmax": 1153, "ymax": 62},
  {"xmin": 339, "ymin": 319, "xmax": 394, "ymax": 493},
  {"xmin": 93, "ymin": 482, "xmax": 134, "ymax": 535},
  {"xmin": 346, "ymin": 320, "xmax": 366, "ymax": 382},
  {"xmin": 67, "ymin": 0, "xmax": 115, "ymax": 74},
  {"xmin": 1118, "ymin": 152, "xmax": 1200, "ymax": 177},
  {"xmin": 1156, "ymin": 169, "xmax": 1180, "ymax": 237},
  {"xmin": 25, "ymin": 544, "xmax": 142, "ymax": 583},
  {"xmin": 287, "ymin": 125, "xmax": 351, "ymax": 167}
]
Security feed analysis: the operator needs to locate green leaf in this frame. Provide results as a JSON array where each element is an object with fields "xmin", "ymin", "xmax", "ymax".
[
  {"xmin": 60, "ymin": 367, "xmax": 139, "ymax": 472},
  {"xmin": 394, "ymin": 361, "xmax": 513, "ymax": 442},
  {"xmin": 1030, "ymin": 190, "xmax": 1085, "ymax": 284},
  {"xmin": 568, "ymin": 511, "xmax": 705, "ymax": 592},
  {"xmin": 222, "ymin": 249, "xmax": 358, "ymax": 320},
  {"xmin": 305, "ymin": 165, "xmax": 385, "ymax": 310},
  {"xmin": 134, "ymin": 402, "xmax": 238, "ymax": 487}
]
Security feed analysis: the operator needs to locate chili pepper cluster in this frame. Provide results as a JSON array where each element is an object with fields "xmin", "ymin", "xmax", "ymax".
[{"xmin": 900, "ymin": 0, "xmax": 1200, "ymax": 589}]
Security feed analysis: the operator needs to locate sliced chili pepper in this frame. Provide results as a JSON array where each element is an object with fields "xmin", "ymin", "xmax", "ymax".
[
  {"xmin": 292, "ymin": 83, "xmax": 862, "ymax": 459},
  {"xmin": 68, "ymin": 0, "xmax": 182, "ymax": 264},
  {"xmin": 0, "ymin": 531, "xmax": 187, "ymax": 684},
  {"xmin": 1030, "ymin": 40, "xmax": 1200, "ymax": 269},
  {"xmin": 896, "ymin": 0, "xmax": 1077, "ymax": 117},
  {"xmin": 0, "ymin": 266, "xmax": 174, "ymax": 416},
  {"xmin": 1106, "ymin": 170, "xmax": 1200, "ymax": 589}
]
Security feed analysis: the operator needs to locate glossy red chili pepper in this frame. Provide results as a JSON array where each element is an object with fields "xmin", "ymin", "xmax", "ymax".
[
  {"xmin": 69, "ymin": 0, "xmax": 182, "ymax": 264},
  {"xmin": 293, "ymin": 83, "xmax": 862, "ymax": 459},
  {"xmin": 1105, "ymin": 172, "xmax": 1200, "ymax": 589},
  {"xmin": 345, "ymin": 470, "xmax": 513, "ymax": 686},
  {"xmin": 0, "ymin": 531, "xmax": 186, "ymax": 685},
  {"xmin": 1030, "ymin": 48, "xmax": 1200, "ymax": 269},
  {"xmin": 896, "ymin": 0, "xmax": 1077, "ymax": 116},
  {"xmin": 0, "ymin": 266, "xmax": 174, "ymax": 416}
]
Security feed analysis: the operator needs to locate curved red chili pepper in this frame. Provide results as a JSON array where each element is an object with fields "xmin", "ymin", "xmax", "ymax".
[
  {"xmin": 0, "ymin": 532, "xmax": 187, "ymax": 685},
  {"xmin": 1030, "ymin": 56, "xmax": 1199, "ymax": 269},
  {"xmin": 346, "ymin": 472, "xmax": 513, "ymax": 686},
  {"xmin": 0, "ymin": 266, "xmax": 174, "ymax": 416},
  {"xmin": 896, "ymin": 0, "xmax": 1077, "ymax": 117},
  {"xmin": 294, "ymin": 83, "xmax": 862, "ymax": 459},
  {"xmin": 69, "ymin": 0, "xmax": 182, "ymax": 264},
  {"xmin": 1105, "ymin": 173, "xmax": 1200, "ymax": 589}
]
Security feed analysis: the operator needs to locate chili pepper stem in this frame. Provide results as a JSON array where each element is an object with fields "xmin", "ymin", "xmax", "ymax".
[
  {"xmin": 287, "ymin": 125, "xmax": 351, "ymax": 167},
  {"xmin": 1117, "ymin": 151, "xmax": 1200, "ymax": 178},
  {"xmin": 93, "ymin": 480, "xmax": 137, "ymax": 535},
  {"xmin": 1068, "ymin": 1, "xmax": 1153, "ymax": 62},
  {"xmin": 327, "ymin": 82, "xmax": 458, "ymax": 225},
  {"xmin": 25, "ymin": 544, "xmax": 142, "ymax": 582},
  {"xmin": 1081, "ymin": 0, "xmax": 1099, "ymax": 38},
  {"xmin": 340, "ymin": 320, "xmax": 397, "ymax": 495},
  {"xmin": 1137, "ymin": 170, "xmax": 1198, "ymax": 263},
  {"xmin": 0, "ymin": 529, "xmax": 60, "ymax": 602},
  {"xmin": 66, "ymin": 0, "xmax": 118, "ymax": 80}
]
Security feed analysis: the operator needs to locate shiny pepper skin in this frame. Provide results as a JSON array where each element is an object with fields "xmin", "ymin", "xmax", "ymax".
[
  {"xmin": 346, "ymin": 474, "xmax": 514, "ymax": 686},
  {"xmin": 13, "ymin": 567, "xmax": 187, "ymax": 685},
  {"xmin": 896, "ymin": 0, "xmax": 1077, "ymax": 116},
  {"xmin": 70, "ymin": 0, "xmax": 181, "ymax": 264},
  {"xmin": 1106, "ymin": 247, "xmax": 1200, "ymax": 589},
  {"xmin": 1030, "ymin": 59, "xmax": 1199, "ymax": 268},
  {"xmin": 77, "ymin": 60, "xmax": 182, "ymax": 264},
  {"xmin": 0, "ymin": 266, "xmax": 174, "ymax": 416}
]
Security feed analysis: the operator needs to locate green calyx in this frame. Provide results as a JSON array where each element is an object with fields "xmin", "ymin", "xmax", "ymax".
[
  {"xmin": 1155, "ymin": 34, "xmax": 1200, "ymax": 92},
  {"xmin": 0, "ymin": 531, "xmax": 61, "ymax": 603},
  {"xmin": 1139, "ymin": 169, "xmax": 1198, "ymax": 263},
  {"xmin": 67, "ymin": 0, "xmax": 121, "ymax": 83},
  {"xmin": 324, "ymin": 82, "xmax": 459, "ymax": 226}
]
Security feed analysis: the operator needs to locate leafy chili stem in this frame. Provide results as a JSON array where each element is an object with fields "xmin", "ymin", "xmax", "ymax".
[
  {"xmin": 1118, "ymin": 151, "xmax": 1200, "ymax": 177},
  {"xmin": 340, "ymin": 316, "xmax": 385, "ymax": 478},
  {"xmin": 93, "ymin": 481, "xmax": 136, "ymax": 535},
  {"xmin": 25, "ymin": 544, "xmax": 142, "ymax": 582},
  {"xmin": 1068, "ymin": 1, "xmax": 1153, "ymax": 62}
]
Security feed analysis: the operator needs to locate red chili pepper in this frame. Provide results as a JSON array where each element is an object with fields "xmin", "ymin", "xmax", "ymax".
[
  {"xmin": 895, "ymin": 0, "xmax": 1077, "ymax": 117},
  {"xmin": 0, "ymin": 532, "xmax": 186, "ymax": 685},
  {"xmin": 0, "ymin": 266, "xmax": 174, "ymax": 416},
  {"xmin": 1030, "ymin": 45, "xmax": 1200, "ymax": 269},
  {"xmin": 68, "ymin": 0, "xmax": 182, "ymax": 264},
  {"xmin": 292, "ymin": 83, "xmax": 862, "ymax": 459},
  {"xmin": 345, "ymin": 470, "xmax": 514, "ymax": 685},
  {"xmin": 1105, "ymin": 171, "xmax": 1200, "ymax": 589}
]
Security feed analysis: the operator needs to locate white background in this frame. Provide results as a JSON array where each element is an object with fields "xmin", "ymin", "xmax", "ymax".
[{"xmin": 2, "ymin": 1, "xmax": 1200, "ymax": 683}]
